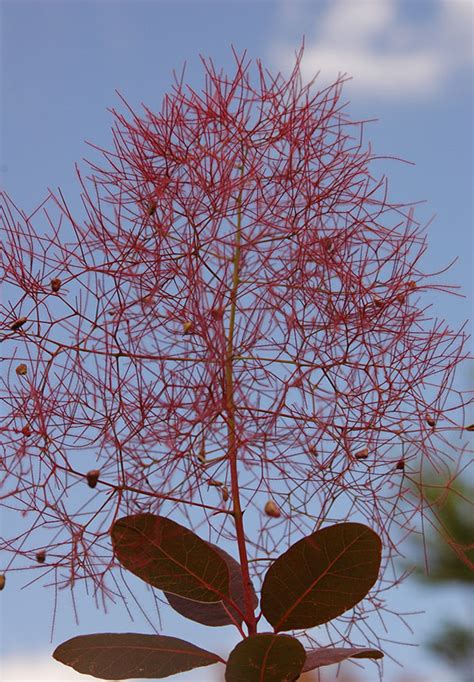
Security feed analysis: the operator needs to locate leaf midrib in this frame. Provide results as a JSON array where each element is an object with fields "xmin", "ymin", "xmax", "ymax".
[
  {"xmin": 274, "ymin": 527, "xmax": 371, "ymax": 630},
  {"xmin": 123, "ymin": 521, "xmax": 231, "ymax": 602}
]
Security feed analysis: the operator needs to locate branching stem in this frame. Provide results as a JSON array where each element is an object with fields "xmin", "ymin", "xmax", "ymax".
[{"xmin": 225, "ymin": 178, "xmax": 257, "ymax": 635}]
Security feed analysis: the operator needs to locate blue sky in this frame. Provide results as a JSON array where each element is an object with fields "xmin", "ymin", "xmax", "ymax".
[{"xmin": 1, "ymin": 1, "xmax": 472, "ymax": 681}]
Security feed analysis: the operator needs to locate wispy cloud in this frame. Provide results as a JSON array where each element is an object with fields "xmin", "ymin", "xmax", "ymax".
[
  {"xmin": 1, "ymin": 655, "xmax": 88, "ymax": 681},
  {"xmin": 270, "ymin": 0, "xmax": 473, "ymax": 98}
]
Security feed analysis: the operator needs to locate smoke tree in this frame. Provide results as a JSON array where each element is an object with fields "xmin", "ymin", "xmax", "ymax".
[{"xmin": 0, "ymin": 51, "xmax": 471, "ymax": 680}]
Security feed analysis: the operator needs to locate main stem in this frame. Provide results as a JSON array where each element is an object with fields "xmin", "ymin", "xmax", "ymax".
[{"xmin": 225, "ymin": 188, "xmax": 257, "ymax": 635}]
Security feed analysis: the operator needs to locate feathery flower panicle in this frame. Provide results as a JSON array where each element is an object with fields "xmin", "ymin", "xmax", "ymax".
[{"xmin": 0, "ymin": 51, "xmax": 471, "ymax": 651}]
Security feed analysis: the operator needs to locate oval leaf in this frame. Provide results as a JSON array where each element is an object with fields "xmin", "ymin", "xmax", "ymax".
[
  {"xmin": 53, "ymin": 633, "xmax": 222, "ymax": 680},
  {"xmin": 164, "ymin": 544, "xmax": 258, "ymax": 627},
  {"xmin": 225, "ymin": 633, "xmax": 305, "ymax": 682},
  {"xmin": 261, "ymin": 522, "xmax": 382, "ymax": 631},
  {"xmin": 303, "ymin": 646, "xmax": 384, "ymax": 672},
  {"xmin": 111, "ymin": 514, "xmax": 230, "ymax": 602}
]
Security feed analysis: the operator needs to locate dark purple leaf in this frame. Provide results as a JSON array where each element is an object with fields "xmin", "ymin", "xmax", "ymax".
[
  {"xmin": 111, "ymin": 514, "xmax": 230, "ymax": 602},
  {"xmin": 302, "ymin": 646, "xmax": 384, "ymax": 672},
  {"xmin": 261, "ymin": 522, "xmax": 382, "ymax": 631},
  {"xmin": 225, "ymin": 633, "xmax": 305, "ymax": 682},
  {"xmin": 164, "ymin": 544, "xmax": 258, "ymax": 627},
  {"xmin": 53, "ymin": 633, "xmax": 223, "ymax": 680}
]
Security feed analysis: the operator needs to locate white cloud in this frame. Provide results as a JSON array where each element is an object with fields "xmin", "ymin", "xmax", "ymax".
[
  {"xmin": 1, "ymin": 655, "xmax": 91, "ymax": 681},
  {"xmin": 270, "ymin": 0, "xmax": 473, "ymax": 98},
  {"xmin": 317, "ymin": 0, "xmax": 395, "ymax": 45}
]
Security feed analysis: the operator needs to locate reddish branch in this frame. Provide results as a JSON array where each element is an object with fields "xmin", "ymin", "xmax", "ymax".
[{"xmin": 0, "ymin": 51, "xmax": 471, "ymax": 644}]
